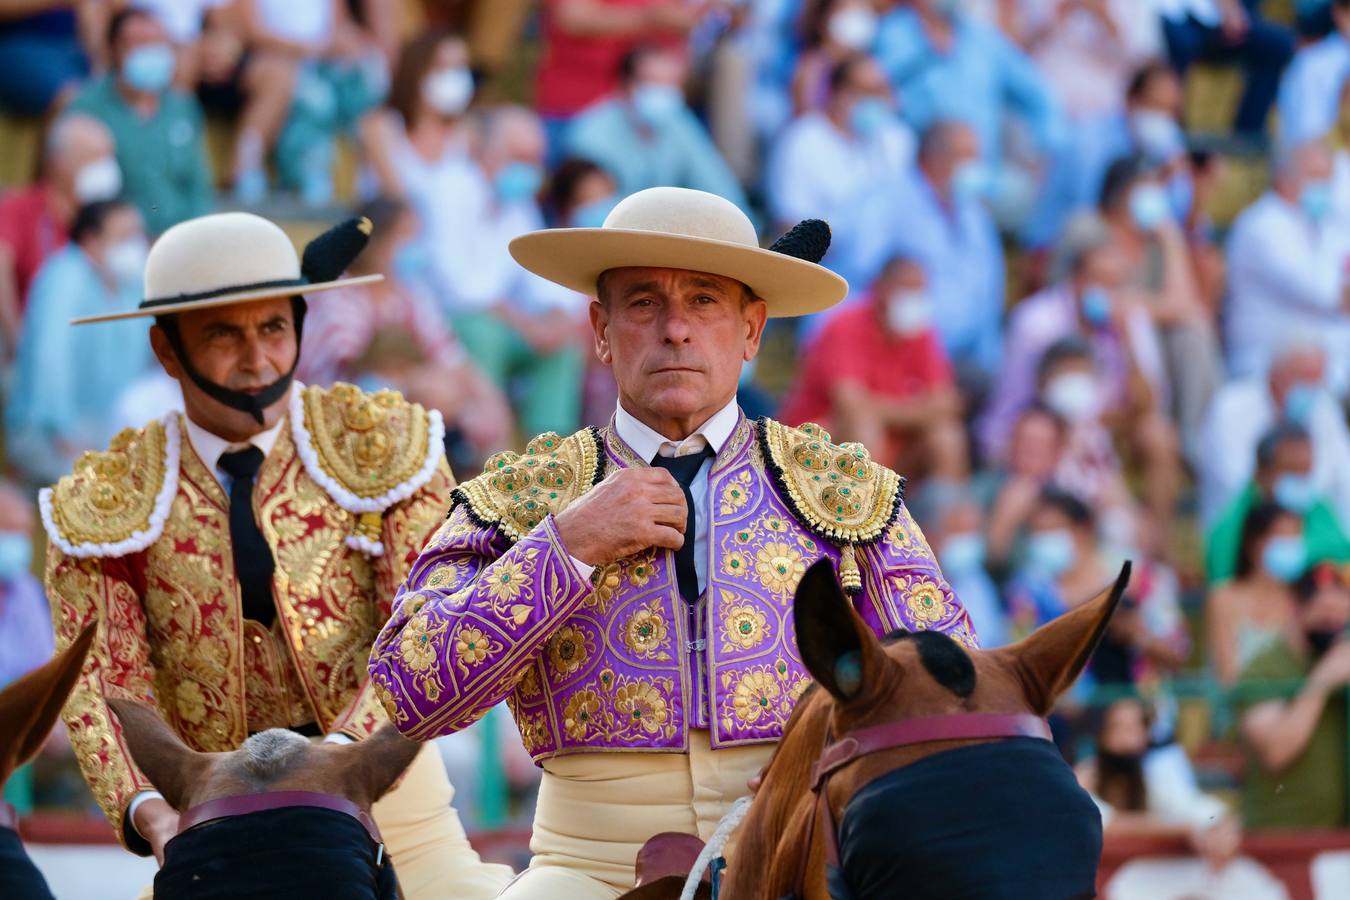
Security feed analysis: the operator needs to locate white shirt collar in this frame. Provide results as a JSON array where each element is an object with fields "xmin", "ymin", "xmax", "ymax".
[
  {"xmin": 614, "ymin": 398, "xmax": 740, "ymax": 462},
  {"xmin": 183, "ymin": 410, "xmax": 287, "ymax": 486}
]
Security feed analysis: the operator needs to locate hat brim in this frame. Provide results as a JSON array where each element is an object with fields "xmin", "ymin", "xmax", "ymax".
[
  {"xmin": 508, "ymin": 229, "xmax": 848, "ymax": 317},
  {"xmin": 70, "ymin": 274, "xmax": 385, "ymax": 325}
]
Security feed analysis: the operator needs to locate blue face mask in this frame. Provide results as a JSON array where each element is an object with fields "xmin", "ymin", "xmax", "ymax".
[
  {"xmin": 1128, "ymin": 183, "xmax": 1172, "ymax": 231},
  {"xmin": 1301, "ymin": 181, "xmax": 1332, "ymax": 224},
  {"xmin": 632, "ymin": 83, "xmax": 684, "ymax": 127},
  {"xmin": 849, "ymin": 97, "xmax": 891, "ymax": 139},
  {"xmin": 1025, "ymin": 529, "xmax": 1076, "ymax": 578},
  {"xmin": 572, "ymin": 196, "xmax": 618, "ymax": 228},
  {"xmin": 0, "ymin": 532, "xmax": 32, "ymax": 582},
  {"xmin": 1080, "ymin": 285, "xmax": 1112, "ymax": 328},
  {"xmin": 122, "ymin": 42, "xmax": 176, "ymax": 94},
  {"xmin": 1274, "ymin": 473, "xmax": 1320, "ymax": 514},
  {"xmin": 1283, "ymin": 381, "xmax": 1321, "ymax": 426},
  {"xmin": 1261, "ymin": 535, "xmax": 1307, "ymax": 583},
  {"xmin": 494, "ymin": 162, "xmax": 543, "ymax": 204},
  {"xmin": 951, "ymin": 161, "xmax": 991, "ymax": 204},
  {"xmin": 939, "ymin": 532, "xmax": 986, "ymax": 575}
]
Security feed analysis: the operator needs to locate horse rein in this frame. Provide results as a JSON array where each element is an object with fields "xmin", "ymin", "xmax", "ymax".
[
  {"xmin": 790, "ymin": 712, "xmax": 1052, "ymax": 898},
  {"xmin": 177, "ymin": 790, "xmax": 387, "ymax": 866}
]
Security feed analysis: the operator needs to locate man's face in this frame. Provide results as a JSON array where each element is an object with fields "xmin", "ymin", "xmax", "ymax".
[
  {"xmin": 1008, "ymin": 410, "xmax": 1062, "ymax": 479},
  {"xmin": 151, "ymin": 297, "xmax": 298, "ymax": 439},
  {"xmin": 591, "ymin": 268, "xmax": 767, "ymax": 436},
  {"xmin": 1256, "ymin": 436, "xmax": 1314, "ymax": 495},
  {"xmin": 1133, "ymin": 70, "xmax": 1183, "ymax": 118},
  {"xmin": 926, "ymin": 124, "xmax": 978, "ymax": 193},
  {"xmin": 1077, "ymin": 243, "xmax": 1126, "ymax": 292},
  {"xmin": 114, "ymin": 13, "xmax": 168, "ymax": 70},
  {"xmin": 841, "ymin": 57, "xmax": 890, "ymax": 106}
]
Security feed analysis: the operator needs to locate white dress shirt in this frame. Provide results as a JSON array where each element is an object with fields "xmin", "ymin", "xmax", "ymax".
[
  {"xmin": 568, "ymin": 399, "xmax": 741, "ymax": 595},
  {"xmin": 1225, "ymin": 192, "xmax": 1350, "ymax": 394},
  {"xmin": 183, "ymin": 412, "xmax": 286, "ymax": 490}
]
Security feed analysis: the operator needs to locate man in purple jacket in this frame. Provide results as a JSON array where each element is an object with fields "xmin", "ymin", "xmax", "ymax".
[{"xmin": 368, "ymin": 186, "xmax": 976, "ymax": 898}]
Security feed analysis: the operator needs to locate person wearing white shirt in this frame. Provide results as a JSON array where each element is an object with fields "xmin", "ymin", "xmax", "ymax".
[
  {"xmin": 444, "ymin": 106, "xmax": 590, "ymax": 438},
  {"xmin": 1196, "ymin": 341, "xmax": 1350, "ymax": 530},
  {"xmin": 766, "ymin": 53, "xmax": 914, "ymax": 293},
  {"xmin": 1276, "ymin": 0, "xmax": 1350, "ymax": 147},
  {"xmin": 1225, "ymin": 141, "xmax": 1350, "ymax": 395}
]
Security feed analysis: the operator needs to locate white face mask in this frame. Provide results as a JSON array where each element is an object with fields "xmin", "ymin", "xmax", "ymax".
[
  {"xmin": 422, "ymin": 67, "xmax": 474, "ymax": 116},
  {"xmin": 885, "ymin": 290, "xmax": 931, "ymax": 336},
  {"xmin": 74, "ymin": 156, "xmax": 123, "ymax": 203},
  {"xmin": 104, "ymin": 235, "xmax": 148, "ymax": 288},
  {"xmin": 1044, "ymin": 372, "xmax": 1100, "ymax": 422},
  {"xmin": 827, "ymin": 7, "xmax": 878, "ymax": 51}
]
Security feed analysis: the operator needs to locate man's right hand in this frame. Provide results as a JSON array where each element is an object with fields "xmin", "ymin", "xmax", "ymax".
[
  {"xmin": 555, "ymin": 468, "xmax": 688, "ymax": 567},
  {"xmin": 132, "ymin": 797, "xmax": 180, "ymax": 866}
]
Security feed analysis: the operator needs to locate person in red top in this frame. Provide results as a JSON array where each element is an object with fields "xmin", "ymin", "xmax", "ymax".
[
  {"xmin": 0, "ymin": 113, "xmax": 120, "ymax": 359},
  {"xmin": 533, "ymin": 0, "xmax": 699, "ymax": 123},
  {"xmin": 780, "ymin": 255, "xmax": 969, "ymax": 478}
]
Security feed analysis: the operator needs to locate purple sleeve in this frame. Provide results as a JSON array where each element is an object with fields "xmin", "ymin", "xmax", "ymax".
[
  {"xmin": 367, "ymin": 505, "xmax": 594, "ymax": 739},
  {"xmin": 855, "ymin": 503, "xmax": 979, "ymax": 649}
]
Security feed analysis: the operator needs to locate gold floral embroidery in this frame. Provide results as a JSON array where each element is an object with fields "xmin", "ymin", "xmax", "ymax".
[
  {"xmin": 719, "ymin": 472, "xmax": 752, "ymax": 515},
  {"xmin": 486, "ymin": 559, "xmax": 529, "ymax": 604},
  {"xmin": 176, "ymin": 681, "xmax": 208, "ymax": 725},
  {"xmin": 276, "ymin": 529, "xmax": 339, "ymax": 599},
  {"xmin": 517, "ymin": 664, "xmax": 542, "ymax": 698},
  {"xmin": 732, "ymin": 670, "xmax": 782, "ymax": 724},
  {"xmin": 787, "ymin": 675, "xmax": 812, "ymax": 702},
  {"xmin": 300, "ymin": 382, "xmax": 433, "ymax": 501},
  {"xmin": 518, "ymin": 711, "xmax": 549, "ymax": 754},
  {"xmin": 398, "ymin": 613, "xmax": 445, "ymax": 672},
  {"xmin": 622, "ymin": 599, "xmax": 670, "ymax": 659},
  {"xmin": 721, "ymin": 601, "xmax": 769, "ymax": 652},
  {"xmin": 627, "ymin": 550, "xmax": 656, "ymax": 587},
  {"xmin": 763, "ymin": 516, "xmax": 789, "ymax": 534},
  {"xmin": 46, "ymin": 420, "xmax": 169, "ymax": 550},
  {"xmin": 481, "ymin": 547, "xmax": 539, "ymax": 625},
  {"xmin": 547, "ymin": 624, "xmax": 593, "ymax": 678},
  {"xmin": 614, "ymin": 680, "xmax": 671, "ymax": 735},
  {"xmin": 902, "ymin": 577, "xmax": 950, "ymax": 627},
  {"xmin": 886, "ymin": 508, "xmax": 935, "ymax": 560},
  {"xmin": 722, "ymin": 550, "xmax": 751, "ymax": 579},
  {"xmin": 563, "ymin": 689, "xmax": 601, "ymax": 740},
  {"xmin": 424, "ymin": 562, "xmax": 464, "ymax": 590},
  {"xmin": 453, "ymin": 625, "xmax": 498, "ymax": 677},
  {"xmin": 755, "ymin": 541, "xmax": 806, "ymax": 595},
  {"xmin": 584, "ymin": 563, "xmax": 622, "ymax": 614}
]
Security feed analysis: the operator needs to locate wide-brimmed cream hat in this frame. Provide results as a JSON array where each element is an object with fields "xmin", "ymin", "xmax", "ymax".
[
  {"xmin": 509, "ymin": 186, "xmax": 848, "ymax": 317},
  {"xmin": 73, "ymin": 211, "xmax": 382, "ymax": 325}
]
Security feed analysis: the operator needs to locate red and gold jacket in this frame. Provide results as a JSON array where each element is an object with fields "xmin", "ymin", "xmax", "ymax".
[{"xmin": 42, "ymin": 383, "xmax": 451, "ymax": 849}]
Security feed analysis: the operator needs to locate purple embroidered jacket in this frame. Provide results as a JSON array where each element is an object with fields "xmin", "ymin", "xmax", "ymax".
[{"xmin": 368, "ymin": 416, "xmax": 977, "ymax": 760}]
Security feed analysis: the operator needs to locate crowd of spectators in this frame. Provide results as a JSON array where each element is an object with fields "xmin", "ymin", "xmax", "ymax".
[{"xmin": 3, "ymin": 0, "xmax": 1350, "ymax": 878}]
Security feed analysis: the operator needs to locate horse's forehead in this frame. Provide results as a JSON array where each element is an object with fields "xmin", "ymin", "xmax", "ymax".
[{"xmin": 882, "ymin": 630, "xmax": 976, "ymax": 699}]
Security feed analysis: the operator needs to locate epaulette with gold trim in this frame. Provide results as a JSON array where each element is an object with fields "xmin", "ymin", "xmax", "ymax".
[
  {"xmin": 758, "ymin": 418, "xmax": 904, "ymax": 593},
  {"xmin": 40, "ymin": 414, "xmax": 181, "ymax": 559},
  {"xmin": 290, "ymin": 382, "xmax": 445, "ymax": 556},
  {"xmin": 453, "ymin": 428, "xmax": 605, "ymax": 542}
]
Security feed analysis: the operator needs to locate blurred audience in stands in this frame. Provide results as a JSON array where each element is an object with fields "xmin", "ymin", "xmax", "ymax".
[{"xmin": 0, "ymin": 481, "xmax": 53, "ymax": 687}]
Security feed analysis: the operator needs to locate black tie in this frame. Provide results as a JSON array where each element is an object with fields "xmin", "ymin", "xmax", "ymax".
[
  {"xmin": 650, "ymin": 447, "xmax": 714, "ymax": 604},
  {"xmin": 218, "ymin": 446, "xmax": 277, "ymax": 627}
]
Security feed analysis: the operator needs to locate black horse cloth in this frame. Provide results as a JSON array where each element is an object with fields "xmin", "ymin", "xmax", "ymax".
[
  {"xmin": 0, "ymin": 825, "xmax": 55, "ymax": 900},
  {"xmin": 153, "ymin": 806, "xmax": 398, "ymax": 900},
  {"xmin": 827, "ymin": 737, "xmax": 1103, "ymax": 900}
]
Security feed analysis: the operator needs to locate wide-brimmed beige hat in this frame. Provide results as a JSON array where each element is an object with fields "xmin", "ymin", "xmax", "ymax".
[
  {"xmin": 72, "ymin": 211, "xmax": 382, "ymax": 325},
  {"xmin": 509, "ymin": 186, "xmax": 848, "ymax": 317}
]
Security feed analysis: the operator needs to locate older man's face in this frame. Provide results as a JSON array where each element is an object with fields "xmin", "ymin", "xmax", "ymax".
[{"xmin": 592, "ymin": 267, "xmax": 767, "ymax": 438}]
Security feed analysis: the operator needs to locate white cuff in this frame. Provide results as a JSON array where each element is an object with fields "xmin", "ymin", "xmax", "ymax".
[
  {"xmin": 128, "ymin": 790, "xmax": 165, "ymax": 836},
  {"xmin": 569, "ymin": 554, "xmax": 596, "ymax": 582},
  {"xmin": 323, "ymin": 733, "xmax": 354, "ymax": 744}
]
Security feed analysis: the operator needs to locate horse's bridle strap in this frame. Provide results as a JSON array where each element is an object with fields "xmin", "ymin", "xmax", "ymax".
[
  {"xmin": 178, "ymin": 791, "xmax": 383, "ymax": 846},
  {"xmin": 810, "ymin": 712, "xmax": 1051, "ymax": 791}
]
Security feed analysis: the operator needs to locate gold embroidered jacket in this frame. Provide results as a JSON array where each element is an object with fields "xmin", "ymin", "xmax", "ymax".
[
  {"xmin": 368, "ymin": 415, "xmax": 976, "ymax": 760},
  {"xmin": 42, "ymin": 383, "xmax": 451, "ymax": 849}
]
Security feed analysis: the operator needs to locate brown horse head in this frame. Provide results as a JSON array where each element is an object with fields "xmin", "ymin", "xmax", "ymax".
[
  {"xmin": 714, "ymin": 558, "xmax": 1128, "ymax": 900},
  {"xmin": 0, "ymin": 623, "xmax": 97, "ymax": 789},
  {"xmin": 106, "ymin": 699, "xmax": 421, "ymax": 815}
]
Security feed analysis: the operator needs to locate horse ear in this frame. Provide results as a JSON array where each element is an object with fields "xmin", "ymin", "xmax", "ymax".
[
  {"xmin": 0, "ymin": 622, "xmax": 98, "ymax": 784},
  {"xmin": 336, "ymin": 724, "xmax": 423, "ymax": 807},
  {"xmin": 793, "ymin": 558, "xmax": 886, "ymax": 704},
  {"xmin": 108, "ymin": 698, "xmax": 211, "ymax": 810},
  {"xmin": 997, "ymin": 562, "xmax": 1131, "ymax": 716}
]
